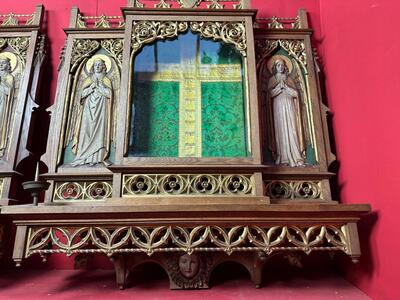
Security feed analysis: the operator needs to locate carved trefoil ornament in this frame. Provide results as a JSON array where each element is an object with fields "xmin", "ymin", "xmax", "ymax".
[{"xmin": 123, "ymin": 174, "xmax": 254, "ymax": 196}]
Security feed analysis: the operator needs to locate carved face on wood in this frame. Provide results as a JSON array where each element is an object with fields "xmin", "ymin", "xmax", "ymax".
[
  {"xmin": 275, "ymin": 59, "xmax": 285, "ymax": 74},
  {"xmin": 0, "ymin": 58, "xmax": 11, "ymax": 73},
  {"xmin": 178, "ymin": 254, "xmax": 200, "ymax": 279},
  {"xmin": 92, "ymin": 59, "xmax": 106, "ymax": 74}
]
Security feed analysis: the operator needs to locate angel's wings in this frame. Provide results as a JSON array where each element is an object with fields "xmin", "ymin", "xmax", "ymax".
[
  {"xmin": 108, "ymin": 57, "xmax": 121, "ymax": 142},
  {"xmin": 290, "ymin": 59, "xmax": 312, "ymax": 148},
  {"xmin": 64, "ymin": 59, "xmax": 88, "ymax": 150},
  {"xmin": 63, "ymin": 54, "xmax": 121, "ymax": 151}
]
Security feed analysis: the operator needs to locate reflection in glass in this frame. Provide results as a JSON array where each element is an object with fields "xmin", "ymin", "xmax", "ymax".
[{"xmin": 129, "ymin": 31, "xmax": 248, "ymax": 158}]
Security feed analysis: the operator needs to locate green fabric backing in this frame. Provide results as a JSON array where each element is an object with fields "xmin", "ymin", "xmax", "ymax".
[
  {"xmin": 130, "ymin": 81, "xmax": 180, "ymax": 157},
  {"xmin": 201, "ymin": 82, "xmax": 247, "ymax": 157}
]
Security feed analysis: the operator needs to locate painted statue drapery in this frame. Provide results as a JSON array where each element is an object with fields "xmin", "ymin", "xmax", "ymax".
[
  {"xmin": 70, "ymin": 58, "xmax": 113, "ymax": 166},
  {"xmin": 267, "ymin": 58, "xmax": 305, "ymax": 167},
  {"xmin": 0, "ymin": 57, "xmax": 14, "ymax": 158}
]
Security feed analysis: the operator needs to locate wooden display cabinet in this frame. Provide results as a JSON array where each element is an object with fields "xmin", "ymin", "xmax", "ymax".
[{"xmin": 2, "ymin": 0, "xmax": 370, "ymax": 289}]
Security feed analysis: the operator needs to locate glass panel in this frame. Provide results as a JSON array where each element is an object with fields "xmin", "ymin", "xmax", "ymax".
[{"xmin": 129, "ymin": 31, "xmax": 248, "ymax": 158}]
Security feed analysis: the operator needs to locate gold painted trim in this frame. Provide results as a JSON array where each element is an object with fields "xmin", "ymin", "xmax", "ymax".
[{"xmin": 25, "ymin": 224, "xmax": 353, "ymax": 258}]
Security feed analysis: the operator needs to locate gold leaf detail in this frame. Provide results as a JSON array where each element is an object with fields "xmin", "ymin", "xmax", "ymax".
[
  {"xmin": 190, "ymin": 21, "xmax": 247, "ymax": 56},
  {"xmin": 131, "ymin": 21, "xmax": 189, "ymax": 54},
  {"xmin": 131, "ymin": 0, "xmax": 145, "ymax": 8},
  {"xmin": 70, "ymin": 39, "xmax": 100, "ymax": 71},
  {"xmin": 176, "ymin": 0, "xmax": 202, "ymax": 8},
  {"xmin": 155, "ymin": 0, "xmax": 171, "ymax": 8},
  {"xmin": 24, "ymin": 224, "xmax": 352, "ymax": 258},
  {"xmin": 292, "ymin": 16, "xmax": 301, "ymax": 29},
  {"xmin": 268, "ymin": 17, "xmax": 284, "ymax": 29},
  {"xmin": 207, "ymin": 0, "xmax": 224, "ymax": 9},
  {"xmin": 95, "ymin": 15, "xmax": 111, "ymax": 28},
  {"xmin": 1, "ymin": 13, "xmax": 18, "ymax": 26},
  {"xmin": 101, "ymin": 39, "xmax": 124, "ymax": 65}
]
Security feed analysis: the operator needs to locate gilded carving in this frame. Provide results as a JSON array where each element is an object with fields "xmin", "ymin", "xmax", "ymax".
[
  {"xmin": 207, "ymin": 0, "xmax": 224, "ymax": 9},
  {"xmin": 131, "ymin": 21, "xmax": 189, "ymax": 54},
  {"xmin": 268, "ymin": 17, "xmax": 284, "ymax": 29},
  {"xmin": 70, "ymin": 39, "xmax": 100, "ymax": 71},
  {"xmin": 123, "ymin": 174, "xmax": 254, "ymax": 196},
  {"xmin": 0, "ymin": 13, "xmax": 35, "ymax": 27},
  {"xmin": 155, "ymin": 0, "xmax": 172, "ymax": 8},
  {"xmin": 291, "ymin": 16, "xmax": 301, "ymax": 29},
  {"xmin": 53, "ymin": 181, "xmax": 113, "ymax": 201},
  {"xmin": 94, "ymin": 15, "xmax": 111, "ymax": 29},
  {"xmin": 5, "ymin": 37, "xmax": 30, "ymax": 63},
  {"xmin": 1, "ymin": 13, "xmax": 19, "ymax": 27},
  {"xmin": 100, "ymin": 39, "xmax": 124, "ymax": 66},
  {"xmin": 25, "ymin": 225, "xmax": 352, "ymax": 257},
  {"xmin": 265, "ymin": 180, "xmax": 321, "ymax": 199},
  {"xmin": 129, "ymin": 0, "xmax": 244, "ymax": 9},
  {"xmin": 256, "ymin": 39, "xmax": 307, "ymax": 73},
  {"xmin": 76, "ymin": 14, "xmax": 86, "ymax": 28},
  {"xmin": 130, "ymin": 0, "xmax": 145, "ymax": 8},
  {"xmin": 190, "ymin": 21, "xmax": 247, "ymax": 56},
  {"xmin": 166, "ymin": 253, "xmax": 212, "ymax": 289},
  {"xmin": 130, "ymin": 21, "xmax": 247, "ymax": 57},
  {"xmin": 177, "ymin": 0, "xmax": 202, "ymax": 8}
]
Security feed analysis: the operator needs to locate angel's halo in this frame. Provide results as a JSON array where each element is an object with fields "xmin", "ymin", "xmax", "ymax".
[
  {"xmin": 267, "ymin": 55, "xmax": 293, "ymax": 74},
  {"xmin": 86, "ymin": 54, "xmax": 112, "ymax": 73},
  {"xmin": 0, "ymin": 52, "xmax": 18, "ymax": 72}
]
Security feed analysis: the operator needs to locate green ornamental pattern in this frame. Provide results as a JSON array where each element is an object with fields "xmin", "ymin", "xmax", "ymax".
[
  {"xmin": 201, "ymin": 82, "xmax": 247, "ymax": 157},
  {"xmin": 130, "ymin": 81, "xmax": 179, "ymax": 157}
]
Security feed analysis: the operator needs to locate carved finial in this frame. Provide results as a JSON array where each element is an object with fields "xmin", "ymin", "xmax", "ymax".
[
  {"xmin": 1, "ymin": 13, "xmax": 18, "ymax": 26},
  {"xmin": 129, "ymin": 0, "xmax": 145, "ymax": 8},
  {"xmin": 207, "ymin": 0, "xmax": 224, "ymax": 9},
  {"xmin": 155, "ymin": 0, "xmax": 171, "ymax": 8},
  {"xmin": 95, "ymin": 15, "xmax": 111, "ymax": 28},
  {"xmin": 291, "ymin": 16, "xmax": 301, "ymax": 29},
  {"xmin": 177, "ymin": 0, "xmax": 202, "ymax": 8},
  {"xmin": 76, "ymin": 14, "xmax": 87, "ymax": 28},
  {"xmin": 268, "ymin": 16, "xmax": 284, "ymax": 29}
]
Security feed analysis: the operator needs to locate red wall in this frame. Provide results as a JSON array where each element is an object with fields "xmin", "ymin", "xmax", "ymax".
[
  {"xmin": 3, "ymin": 1, "xmax": 399, "ymax": 299},
  {"xmin": 319, "ymin": 1, "xmax": 400, "ymax": 300}
]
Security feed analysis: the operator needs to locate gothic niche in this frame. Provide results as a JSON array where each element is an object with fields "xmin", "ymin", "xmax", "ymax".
[
  {"xmin": 61, "ymin": 43, "xmax": 121, "ymax": 167},
  {"xmin": 257, "ymin": 47, "xmax": 316, "ymax": 167},
  {"xmin": 0, "ymin": 48, "xmax": 24, "ymax": 159}
]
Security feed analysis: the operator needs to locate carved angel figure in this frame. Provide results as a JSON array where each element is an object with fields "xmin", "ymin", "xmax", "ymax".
[
  {"xmin": 0, "ymin": 56, "xmax": 14, "ymax": 158},
  {"xmin": 267, "ymin": 57, "xmax": 305, "ymax": 167},
  {"xmin": 69, "ymin": 57, "xmax": 114, "ymax": 166}
]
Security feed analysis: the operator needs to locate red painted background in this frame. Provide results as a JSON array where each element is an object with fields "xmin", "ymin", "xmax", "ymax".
[{"xmin": 2, "ymin": 1, "xmax": 399, "ymax": 299}]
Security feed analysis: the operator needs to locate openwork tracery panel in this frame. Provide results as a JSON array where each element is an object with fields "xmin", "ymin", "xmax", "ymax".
[
  {"xmin": 53, "ymin": 181, "xmax": 113, "ymax": 201},
  {"xmin": 131, "ymin": 20, "xmax": 247, "ymax": 56},
  {"xmin": 128, "ymin": 0, "xmax": 248, "ymax": 9},
  {"xmin": 123, "ymin": 174, "xmax": 254, "ymax": 196},
  {"xmin": 265, "ymin": 180, "xmax": 322, "ymax": 200},
  {"xmin": 25, "ymin": 224, "xmax": 352, "ymax": 257}
]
